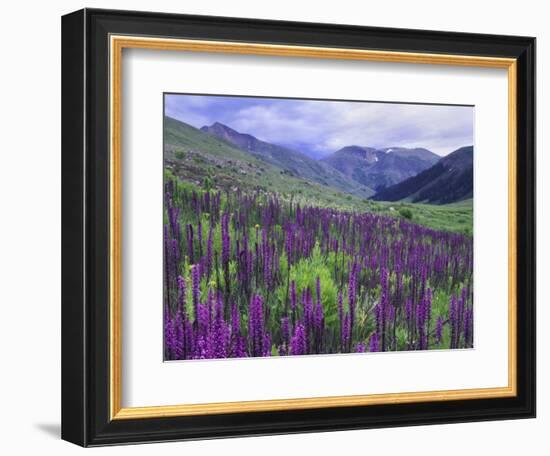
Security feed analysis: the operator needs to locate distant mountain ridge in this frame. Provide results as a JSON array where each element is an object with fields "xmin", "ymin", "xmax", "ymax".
[
  {"xmin": 181, "ymin": 118, "xmax": 470, "ymax": 205},
  {"xmin": 320, "ymin": 145, "xmax": 440, "ymax": 191},
  {"xmin": 370, "ymin": 146, "xmax": 473, "ymax": 204},
  {"xmin": 164, "ymin": 116, "xmax": 382, "ymax": 211},
  {"xmin": 379, "ymin": 147, "xmax": 441, "ymax": 160},
  {"xmin": 200, "ymin": 122, "xmax": 263, "ymax": 152},
  {"xmin": 200, "ymin": 122, "xmax": 375, "ymax": 197}
]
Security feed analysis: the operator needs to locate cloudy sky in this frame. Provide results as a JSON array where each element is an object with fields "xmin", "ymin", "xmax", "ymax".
[{"xmin": 165, "ymin": 94, "xmax": 473, "ymax": 158}]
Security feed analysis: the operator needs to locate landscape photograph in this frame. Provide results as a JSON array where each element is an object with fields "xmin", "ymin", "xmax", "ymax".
[{"xmin": 163, "ymin": 94, "xmax": 474, "ymax": 361}]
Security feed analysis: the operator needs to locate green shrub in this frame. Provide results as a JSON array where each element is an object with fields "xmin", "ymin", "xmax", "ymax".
[
  {"xmin": 203, "ymin": 175, "xmax": 213, "ymax": 192},
  {"xmin": 399, "ymin": 207, "xmax": 414, "ymax": 220}
]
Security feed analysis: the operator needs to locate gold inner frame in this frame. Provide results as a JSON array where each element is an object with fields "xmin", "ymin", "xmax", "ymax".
[{"xmin": 109, "ymin": 35, "xmax": 518, "ymax": 420}]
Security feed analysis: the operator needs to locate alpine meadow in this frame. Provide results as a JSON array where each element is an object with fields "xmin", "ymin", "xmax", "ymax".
[{"xmin": 163, "ymin": 94, "xmax": 474, "ymax": 361}]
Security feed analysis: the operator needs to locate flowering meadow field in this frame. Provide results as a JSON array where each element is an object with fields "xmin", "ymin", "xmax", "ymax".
[{"xmin": 163, "ymin": 172, "xmax": 474, "ymax": 360}]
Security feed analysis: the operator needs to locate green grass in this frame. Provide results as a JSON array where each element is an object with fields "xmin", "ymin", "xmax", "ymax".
[{"xmin": 368, "ymin": 199, "xmax": 473, "ymax": 234}]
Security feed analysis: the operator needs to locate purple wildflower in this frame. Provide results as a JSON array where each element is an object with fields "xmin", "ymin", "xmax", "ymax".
[
  {"xmin": 290, "ymin": 280, "xmax": 297, "ymax": 312},
  {"xmin": 290, "ymin": 323, "xmax": 306, "ymax": 355},
  {"xmin": 206, "ymin": 224, "xmax": 213, "ymax": 278},
  {"xmin": 191, "ymin": 264, "xmax": 200, "ymax": 319},
  {"xmin": 221, "ymin": 213, "xmax": 230, "ymax": 265},
  {"xmin": 369, "ymin": 332, "xmax": 380, "ymax": 352},
  {"xmin": 248, "ymin": 295, "xmax": 265, "ymax": 357},
  {"xmin": 177, "ymin": 275, "xmax": 186, "ymax": 315},
  {"xmin": 186, "ymin": 224, "xmax": 194, "ymax": 264}
]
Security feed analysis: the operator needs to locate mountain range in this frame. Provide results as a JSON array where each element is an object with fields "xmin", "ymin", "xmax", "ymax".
[
  {"xmin": 321, "ymin": 145, "xmax": 440, "ymax": 191},
  {"xmin": 164, "ymin": 116, "xmax": 377, "ymax": 212},
  {"xmin": 166, "ymin": 116, "xmax": 473, "ymax": 205},
  {"xmin": 200, "ymin": 122, "xmax": 375, "ymax": 197},
  {"xmin": 370, "ymin": 146, "xmax": 473, "ymax": 204}
]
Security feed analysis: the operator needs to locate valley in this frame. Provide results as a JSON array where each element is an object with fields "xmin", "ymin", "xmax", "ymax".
[{"xmin": 165, "ymin": 115, "xmax": 473, "ymax": 234}]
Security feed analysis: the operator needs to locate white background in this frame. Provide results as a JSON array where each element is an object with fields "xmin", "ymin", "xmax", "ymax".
[
  {"xmin": 0, "ymin": 0, "xmax": 545, "ymax": 454},
  {"xmin": 123, "ymin": 50, "xmax": 508, "ymax": 407}
]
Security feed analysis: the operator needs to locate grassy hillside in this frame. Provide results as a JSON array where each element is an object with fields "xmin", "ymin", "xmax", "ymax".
[
  {"xmin": 200, "ymin": 122, "xmax": 374, "ymax": 197},
  {"xmin": 165, "ymin": 116, "xmax": 372, "ymax": 211},
  {"xmin": 365, "ymin": 199, "xmax": 473, "ymax": 234}
]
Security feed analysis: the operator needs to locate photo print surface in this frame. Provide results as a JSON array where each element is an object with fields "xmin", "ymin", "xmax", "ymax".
[{"xmin": 163, "ymin": 94, "xmax": 474, "ymax": 361}]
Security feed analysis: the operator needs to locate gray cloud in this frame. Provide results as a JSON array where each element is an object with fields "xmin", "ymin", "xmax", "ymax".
[{"xmin": 165, "ymin": 94, "xmax": 474, "ymax": 157}]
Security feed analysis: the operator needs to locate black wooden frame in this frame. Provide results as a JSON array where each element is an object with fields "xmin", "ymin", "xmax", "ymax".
[{"xmin": 61, "ymin": 8, "xmax": 536, "ymax": 447}]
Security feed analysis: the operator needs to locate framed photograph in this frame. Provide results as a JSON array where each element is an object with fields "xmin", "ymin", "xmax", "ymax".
[{"xmin": 61, "ymin": 8, "xmax": 536, "ymax": 446}]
